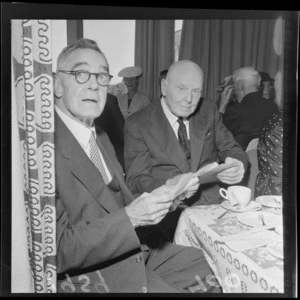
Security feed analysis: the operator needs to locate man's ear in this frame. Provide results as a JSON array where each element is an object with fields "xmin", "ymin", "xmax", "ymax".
[
  {"xmin": 53, "ymin": 73, "xmax": 63, "ymax": 98},
  {"xmin": 161, "ymin": 79, "xmax": 167, "ymax": 97}
]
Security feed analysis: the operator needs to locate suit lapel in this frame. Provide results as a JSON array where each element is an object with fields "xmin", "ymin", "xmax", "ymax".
[
  {"xmin": 149, "ymin": 101, "xmax": 190, "ymax": 173},
  {"xmin": 56, "ymin": 114, "xmax": 122, "ymax": 213},
  {"xmin": 190, "ymin": 102, "xmax": 209, "ymax": 172},
  {"xmin": 95, "ymin": 132, "xmax": 134, "ymax": 206}
]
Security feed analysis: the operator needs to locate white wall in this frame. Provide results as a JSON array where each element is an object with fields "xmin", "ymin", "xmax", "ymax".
[
  {"xmin": 51, "ymin": 20, "xmax": 67, "ymax": 72},
  {"xmin": 83, "ymin": 20, "xmax": 135, "ymax": 85}
]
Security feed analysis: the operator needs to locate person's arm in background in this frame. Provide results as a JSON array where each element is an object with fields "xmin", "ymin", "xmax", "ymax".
[{"xmin": 218, "ymin": 85, "xmax": 241, "ymax": 136}]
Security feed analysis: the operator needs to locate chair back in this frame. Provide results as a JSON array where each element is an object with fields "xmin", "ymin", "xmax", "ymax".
[
  {"xmin": 241, "ymin": 148, "xmax": 259, "ymax": 200},
  {"xmin": 246, "ymin": 138, "xmax": 259, "ymax": 152}
]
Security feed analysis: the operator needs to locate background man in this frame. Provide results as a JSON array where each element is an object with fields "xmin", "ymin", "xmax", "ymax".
[
  {"xmin": 219, "ymin": 66, "xmax": 279, "ymax": 150},
  {"xmin": 124, "ymin": 60, "xmax": 248, "ymax": 240},
  {"xmin": 94, "ymin": 92, "xmax": 125, "ymax": 169},
  {"xmin": 117, "ymin": 66, "xmax": 151, "ymax": 119},
  {"xmin": 54, "ymin": 38, "xmax": 221, "ymax": 293}
]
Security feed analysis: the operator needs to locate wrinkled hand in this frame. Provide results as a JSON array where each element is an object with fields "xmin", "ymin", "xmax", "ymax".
[
  {"xmin": 219, "ymin": 85, "xmax": 234, "ymax": 114},
  {"xmin": 217, "ymin": 157, "xmax": 245, "ymax": 184},
  {"xmin": 125, "ymin": 185, "xmax": 176, "ymax": 228}
]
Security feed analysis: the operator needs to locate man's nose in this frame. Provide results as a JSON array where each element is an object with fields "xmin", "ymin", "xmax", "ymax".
[
  {"xmin": 87, "ymin": 74, "xmax": 99, "ymax": 90},
  {"xmin": 186, "ymin": 91, "xmax": 193, "ymax": 103}
]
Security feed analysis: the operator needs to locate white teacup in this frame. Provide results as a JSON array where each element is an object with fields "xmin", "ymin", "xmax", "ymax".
[{"xmin": 219, "ymin": 186, "xmax": 251, "ymax": 208}]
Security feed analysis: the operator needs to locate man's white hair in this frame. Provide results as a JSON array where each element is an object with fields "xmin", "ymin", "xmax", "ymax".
[{"xmin": 233, "ymin": 66, "xmax": 261, "ymax": 88}]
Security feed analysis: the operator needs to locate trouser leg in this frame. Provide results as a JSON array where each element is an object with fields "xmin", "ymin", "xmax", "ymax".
[{"xmin": 145, "ymin": 241, "xmax": 222, "ymax": 293}]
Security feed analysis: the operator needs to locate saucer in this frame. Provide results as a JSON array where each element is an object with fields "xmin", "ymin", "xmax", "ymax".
[
  {"xmin": 256, "ymin": 195, "xmax": 282, "ymax": 208},
  {"xmin": 275, "ymin": 226, "xmax": 283, "ymax": 235},
  {"xmin": 221, "ymin": 200, "xmax": 262, "ymax": 212},
  {"xmin": 237, "ymin": 211, "xmax": 282, "ymax": 227},
  {"xmin": 267, "ymin": 240, "xmax": 283, "ymax": 259}
]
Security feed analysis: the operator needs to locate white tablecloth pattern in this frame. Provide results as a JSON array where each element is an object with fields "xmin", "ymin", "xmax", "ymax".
[{"xmin": 174, "ymin": 204, "xmax": 284, "ymax": 293}]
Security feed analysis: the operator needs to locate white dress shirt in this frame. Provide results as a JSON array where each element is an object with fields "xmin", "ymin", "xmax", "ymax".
[
  {"xmin": 160, "ymin": 97, "xmax": 190, "ymax": 139},
  {"xmin": 55, "ymin": 105, "xmax": 112, "ymax": 182}
]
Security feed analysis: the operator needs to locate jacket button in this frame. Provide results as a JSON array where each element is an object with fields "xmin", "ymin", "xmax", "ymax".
[
  {"xmin": 136, "ymin": 255, "xmax": 142, "ymax": 263},
  {"xmin": 141, "ymin": 286, "xmax": 147, "ymax": 293}
]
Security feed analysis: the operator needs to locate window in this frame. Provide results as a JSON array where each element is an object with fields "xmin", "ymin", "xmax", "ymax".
[
  {"xmin": 83, "ymin": 20, "xmax": 135, "ymax": 84},
  {"xmin": 174, "ymin": 20, "xmax": 183, "ymax": 61}
]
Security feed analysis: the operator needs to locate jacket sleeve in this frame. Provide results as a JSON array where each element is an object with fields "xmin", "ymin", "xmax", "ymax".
[
  {"xmin": 55, "ymin": 164, "xmax": 141, "ymax": 274},
  {"xmin": 124, "ymin": 117, "xmax": 165, "ymax": 194}
]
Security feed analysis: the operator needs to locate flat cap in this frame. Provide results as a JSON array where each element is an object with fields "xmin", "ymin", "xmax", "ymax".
[{"xmin": 118, "ymin": 66, "xmax": 142, "ymax": 78}]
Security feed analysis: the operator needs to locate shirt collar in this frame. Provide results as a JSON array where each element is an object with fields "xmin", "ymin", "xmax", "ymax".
[
  {"xmin": 55, "ymin": 105, "xmax": 94, "ymax": 148},
  {"xmin": 161, "ymin": 97, "xmax": 180, "ymax": 127},
  {"xmin": 160, "ymin": 97, "xmax": 189, "ymax": 126}
]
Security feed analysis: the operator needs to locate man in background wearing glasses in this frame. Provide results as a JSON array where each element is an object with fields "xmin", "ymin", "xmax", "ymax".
[{"xmin": 54, "ymin": 38, "xmax": 221, "ymax": 293}]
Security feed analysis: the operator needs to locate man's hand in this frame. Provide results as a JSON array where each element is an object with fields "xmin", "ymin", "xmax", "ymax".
[
  {"xmin": 217, "ymin": 157, "xmax": 245, "ymax": 184},
  {"xmin": 166, "ymin": 173, "xmax": 200, "ymax": 199},
  {"xmin": 125, "ymin": 185, "xmax": 177, "ymax": 228},
  {"xmin": 219, "ymin": 85, "xmax": 234, "ymax": 114}
]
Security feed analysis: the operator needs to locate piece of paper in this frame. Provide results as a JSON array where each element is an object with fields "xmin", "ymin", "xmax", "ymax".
[
  {"xmin": 194, "ymin": 162, "xmax": 237, "ymax": 184},
  {"xmin": 165, "ymin": 173, "xmax": 195, "ymax": 198},
  {"xmin": 217, "ymin": 231, "xmax": 278, "ymax": 252}
]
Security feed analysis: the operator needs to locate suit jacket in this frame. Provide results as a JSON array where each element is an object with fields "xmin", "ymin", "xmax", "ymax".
[
  {"xmin": 124, "ymin": 98, "xmax": 249, "ymax": 206},
  {"xmin": 117, "ymin": 90, "xmax": 151, "ymax": 119},
  {"xmin": 222, "ymin": 91, "xmax": 279, "ymax": 150},
  {"xmin": 94, "ymin": 93, "xmax": 125, "ymax": 169},
  {"xmin": 55, "ymin": 113, "xmax": 150, "ymax": 293}
]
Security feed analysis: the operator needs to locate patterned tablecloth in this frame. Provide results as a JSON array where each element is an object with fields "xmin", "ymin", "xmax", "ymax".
[{"xmin": 174, "ymin": 204, "xmax": 284, "ymax": 293}]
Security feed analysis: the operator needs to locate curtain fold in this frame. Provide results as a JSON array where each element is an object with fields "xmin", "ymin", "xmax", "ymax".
[
  {"xmin": 179, "ymin": 19, "xmax": 284, "ymax": 107},
  {"xmin": 135, "ymin": 20, "xmax": 175, "ymax": 101},
  {"xmin": 11, "ymin": 19, "xmax": 56, "ymax": 293}
]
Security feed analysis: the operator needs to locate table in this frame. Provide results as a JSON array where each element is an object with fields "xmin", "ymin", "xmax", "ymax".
[{"xmin": 174, "ymin": 204, "xmax": 284, "ymax": 293}]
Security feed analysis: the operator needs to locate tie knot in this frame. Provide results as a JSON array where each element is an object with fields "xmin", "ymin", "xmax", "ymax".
[{"xmin": 177, "ymin": 117, "xmax": 184, "ymax": 124}]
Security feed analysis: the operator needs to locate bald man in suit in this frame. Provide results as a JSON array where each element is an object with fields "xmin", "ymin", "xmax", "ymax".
[{"xmin": 124, "ymin": 60, "xmax": 249, "ymax": 240}]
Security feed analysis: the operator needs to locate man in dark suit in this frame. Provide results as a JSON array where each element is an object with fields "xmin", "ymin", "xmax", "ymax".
[
  {"xmin": 219, "ymin": 66, "xmax": 279, "ymax": 150},
  {"xmin": 124, "ymin": 60, "xmax": 249, "ymax": 240},
  {"xmin": 94, "ymin": 93, "xmax": 125, "ymax": 169},
  {"xmin": 54, "ymin": 38, "xmax": 221, "ymax": 293}
]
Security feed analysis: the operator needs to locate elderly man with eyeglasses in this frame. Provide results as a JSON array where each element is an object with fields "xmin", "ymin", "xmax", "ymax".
[{"xmin": 54, "ymin": 38, "xmax": 222, "ymax": 294}]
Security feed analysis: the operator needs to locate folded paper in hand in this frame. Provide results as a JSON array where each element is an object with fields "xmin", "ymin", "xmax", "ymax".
[
  {"xmin": 194, "ymin": 161, "xmax": 236, "ymax": 184},
  {"xmin": 165, "ymin": 173, "xmax": 196, "ymax": 198}
]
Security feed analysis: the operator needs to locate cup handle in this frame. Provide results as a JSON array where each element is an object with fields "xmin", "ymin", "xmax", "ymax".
[{"xmin": 219, "ymin": 188, "xmax": 228, "ymax": 199}]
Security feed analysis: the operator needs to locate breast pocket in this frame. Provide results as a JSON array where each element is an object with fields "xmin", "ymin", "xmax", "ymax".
[{"xmin": 202, "ymin": 129, "xmax": 215, "ymax": 156}]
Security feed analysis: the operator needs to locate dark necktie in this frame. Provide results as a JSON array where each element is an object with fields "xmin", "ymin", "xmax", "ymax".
[
  {"xmin": 177, "ymin": 117, "xmax": 191, "ymax": 160},
  {"xmin": 89, "ymin": 131, "xmax": 110, "ymax": 184},
  {"xmin": 128, "ymin": 98, "xmax": 132, "ymax": 109}
]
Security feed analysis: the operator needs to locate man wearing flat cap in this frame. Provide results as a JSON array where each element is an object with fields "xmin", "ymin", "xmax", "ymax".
[{"xmin": 117, "ymin": 66, "xmax": 151, "ymax": 119}]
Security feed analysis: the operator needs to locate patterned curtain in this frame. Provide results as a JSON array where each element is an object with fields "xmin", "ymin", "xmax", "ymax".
[{"xmin": 11, "ymin": 20, "xmax": 56, "ymax": 293}]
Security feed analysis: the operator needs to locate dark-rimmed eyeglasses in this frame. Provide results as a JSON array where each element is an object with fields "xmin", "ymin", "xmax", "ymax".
[{"xmin": 58, "ymin": 70, "xmax": 113, "ymax": 86}]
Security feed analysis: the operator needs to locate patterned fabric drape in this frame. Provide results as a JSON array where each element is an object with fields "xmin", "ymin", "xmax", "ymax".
[
  {"xmin": 11, "ymin": 19, "xmax": 56, "ymax": 293},
  {"xmin": 179, "ymin": 19, "xmax": 284, "ymax": 108}
]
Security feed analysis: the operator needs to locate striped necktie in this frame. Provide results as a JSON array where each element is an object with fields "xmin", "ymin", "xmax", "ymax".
[
  {"xmin": 177, "ymin": 117, "xmax": 191, "ymax": 160},
  {"xmin": 89, "ymin": 131, "xmax": 110, "ymax": 184}
]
